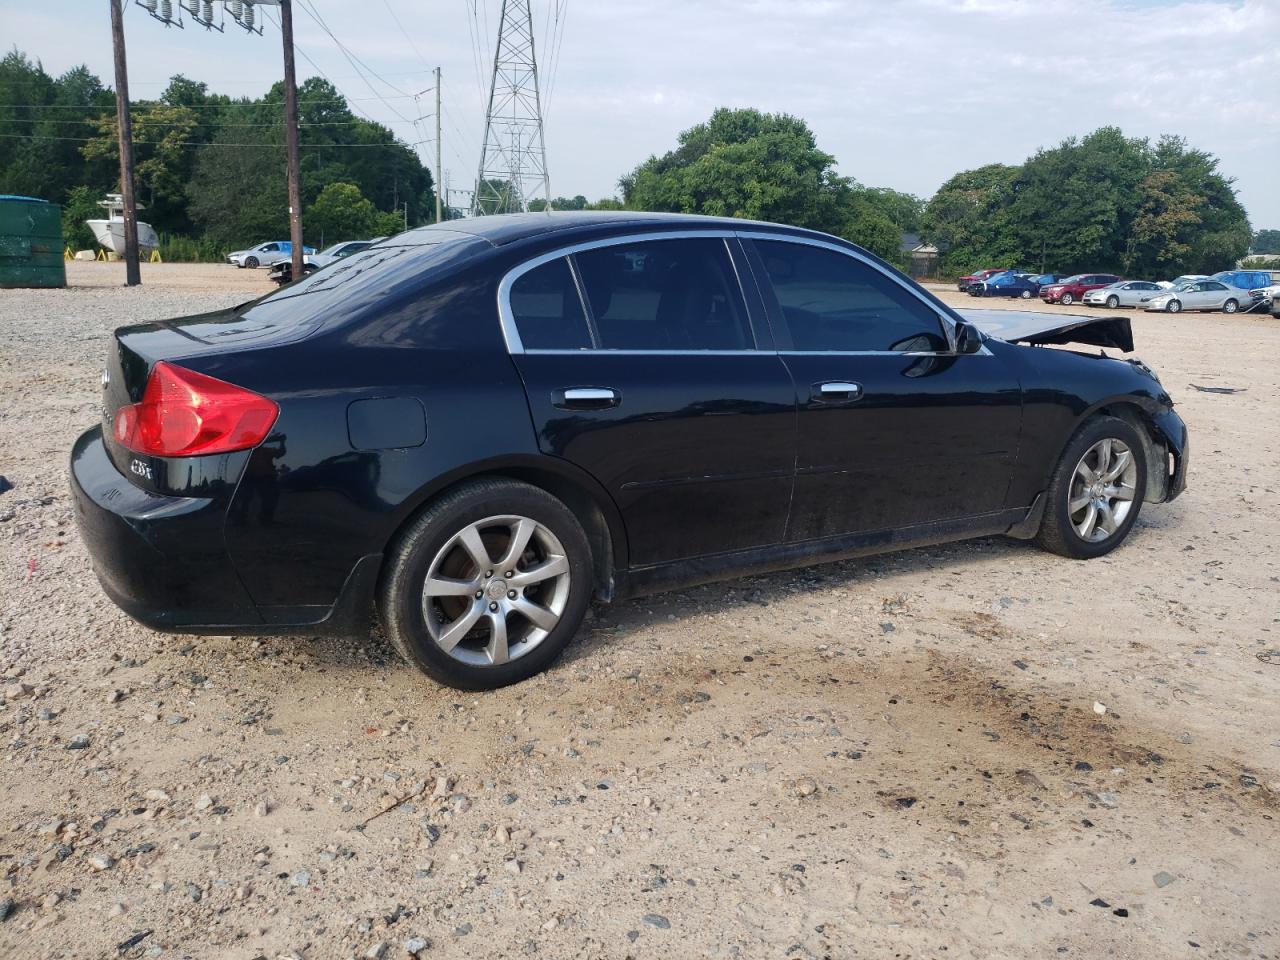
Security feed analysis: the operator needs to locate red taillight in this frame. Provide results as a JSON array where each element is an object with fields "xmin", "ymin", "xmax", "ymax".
[{"xmin": 113, "ymin": 361, "xmax": 279, "ymax": 457}]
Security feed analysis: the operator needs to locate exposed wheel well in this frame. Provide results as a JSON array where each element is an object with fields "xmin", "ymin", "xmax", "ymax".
[
  {"xmin": 381, "ymin": 468, "xmax": 620, "ymax": 604},
  {"xmin": 1089, "ymin": 403, "xmax": 1170, "ymax": 503}
]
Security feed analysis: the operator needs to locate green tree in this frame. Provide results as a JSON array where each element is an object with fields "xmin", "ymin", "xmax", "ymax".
[
  {"xmin": 921, "ymin": 163, "xmax": 1021, "ymax": 273},
  {"xmin": 306, "ymin": 181, "xmax": 388, "ymax": 245},
  {"xmin": 619, "ymin": 107, "xmax": 906, "ymax": 261},
  {"xmin": 1010, "ymin": 126, "xmax": 1149, "ymax": 274},
  {"xmin": 61, "ymin": 184, "xmax": 101, "ymax": 250},
  {"xmin": 1253, "ymin": 229, "xmax": 1280, "ymax": 254}
]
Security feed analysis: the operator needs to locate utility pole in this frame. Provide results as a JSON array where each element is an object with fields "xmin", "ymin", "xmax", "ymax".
[
  {"xmin": 473, "ymin": 0, "xmax": 552, "ymax": 215},
  {"xmin": 279, "ymin": 0, "xmax": 304, "ymax": 280},
  {"xmin": 435, "ymin": 66, "xmax": 443, "ymax": 223},
  {"xmin": 108, "ymin": 0, "xmax": 141, "ymax": 286}
]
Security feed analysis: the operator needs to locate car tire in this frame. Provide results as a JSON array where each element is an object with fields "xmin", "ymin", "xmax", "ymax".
[
  {"xmin": 1166, "ymin": 300, "xmax": 1182, "ymax": 313},
  {"xmin": 1035, "ymin": 415, "xmax": 1147, "ymax": 560},
  {"xmin": 378, "ymin": 478, "xmax": 593, "ymax": 690},
  {"xmin": 1223, "ymin": 299, "xmax": 1238, "ymax": 314},
  {"xmin": 1106, "ymin": 295, "xmax": 1119, "ymax": 309},
  {"xmin": 1021, "ymin": 289, "xmax": 1032, "ymax": 299},
  {"xmin": 1060, "ymin": 292, "xmax": 1074, "ymax": 306},
  {"xmin": 245, "ymin": 256, "xmax": 259, "ymax": 269}
]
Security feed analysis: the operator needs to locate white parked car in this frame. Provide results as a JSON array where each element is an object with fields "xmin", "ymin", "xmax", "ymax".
[
  {"xmin": 267, "ymin": 239, "xmax": 383, "ymax": 285},
  {"xmin": 1155, "ymin": 274, "xmax": 1207, "ymax": 290},
  {"xmin": 227, "ymin": 240, "xmax": 315, "ymax": 269},
  {"xmin": 1082, "ymin": 280, "xmax": 1162, "ymax": 309},
  {"xmin": 1144, "ymin": 279, "xmax": 1251, "ymax": 314}
]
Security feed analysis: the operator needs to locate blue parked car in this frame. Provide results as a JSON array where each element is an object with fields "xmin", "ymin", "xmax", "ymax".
[{"xmin": 970, "ymin": 271, "xmax": 1043, "ymax": 299}]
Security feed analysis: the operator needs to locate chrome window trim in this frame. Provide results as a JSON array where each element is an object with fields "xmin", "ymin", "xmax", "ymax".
[
  {"xmin": 735, "ymin": 229, "xmax": 961, "ymax": 354},
  {"xmin": 497, "ymin": 229, "xmax": 745, "ymax": 355},
  {"xmin": 521, "ymin": 349, "xmax": 767, "ymax": 357},
  {"xmin": 497, "ymin": 227, "xmax": 980, "ymax": 359}
]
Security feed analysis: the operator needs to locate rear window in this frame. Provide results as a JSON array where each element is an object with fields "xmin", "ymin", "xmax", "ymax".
[{"xmin": 231, "ymin": 231, "xmax": 488, "ymax": 342}]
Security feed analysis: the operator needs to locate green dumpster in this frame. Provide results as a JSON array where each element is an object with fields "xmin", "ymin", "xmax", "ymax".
[{"xmin": 0, "ymin": 195, "xmax": 67, "ymax": 289}]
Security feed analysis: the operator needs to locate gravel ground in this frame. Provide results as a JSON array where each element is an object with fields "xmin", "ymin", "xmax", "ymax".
[{"xmin": 1, "ymin": 262, "xmax": 1278, "ymax": 960}]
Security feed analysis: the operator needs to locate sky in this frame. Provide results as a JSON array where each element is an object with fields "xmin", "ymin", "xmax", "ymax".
[{"xmin": 3, "ymin": 0, "xmax": 1278, "ymax": 227}]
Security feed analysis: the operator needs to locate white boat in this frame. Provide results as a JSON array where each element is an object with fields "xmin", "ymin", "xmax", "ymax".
[{"xmin": 86, "ymin": 194, "xmax": 160, "ymax": 254}]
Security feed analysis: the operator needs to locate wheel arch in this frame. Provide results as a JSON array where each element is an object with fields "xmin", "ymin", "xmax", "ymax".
[
  {"xmin": 1075, "ymin": 398, "xmax": 1172, "ymax": 503},
  {"xmin": 381, "ymin": 455, "xmax": 627, "ymax": 603}
]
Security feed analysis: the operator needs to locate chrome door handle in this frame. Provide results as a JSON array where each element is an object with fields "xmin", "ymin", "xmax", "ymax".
[
  {"xmin": 555, "ymin": 387, "xmax": 620, "ymax": 409},
  {"xmin": 813, "ymin": 381, "xmax": 863, "ymax": 402}
]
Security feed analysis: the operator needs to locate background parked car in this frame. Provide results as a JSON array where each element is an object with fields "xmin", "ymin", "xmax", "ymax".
[
  {"xmin": 1040, "ymin": 274, "xmax": 1121, "ymax": 305},
  {"xmin": 268, "ymin": 239, "xmax": 381, "ymax": 285},
  {"xmin": 1156, "ymin": 274, "xmax": 1208, "ymax": 290},
  {"xmin": 1082, "ymin": 280, "xmax": 1162, "ymax": 309},
  {"xmin": 1211, "ymin": 269, "xmax": 1272, "ymax": 294},
  {"xmin": 227, "ymin": 240, "xmax": 315, "ymax": 269},
  {"xmin": 1145, "ymin": 279, "xmax": 1249, "ymax": 313},
  {"xmin": 971, "ymin": 272, "xmax": 1042, "ymax": 299},
  {"xmin": 1024, "ymin": 273, "xmax": 1059, "ymax": 286},
  {"xmin": 957, "ymin": 268, "xmax": 1012, "ymax": 292}
]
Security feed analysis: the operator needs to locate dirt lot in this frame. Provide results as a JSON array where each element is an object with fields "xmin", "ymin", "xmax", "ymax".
[{"xmin": 1, "ymin": 261, "xmax": 1278, "ymax": 960}]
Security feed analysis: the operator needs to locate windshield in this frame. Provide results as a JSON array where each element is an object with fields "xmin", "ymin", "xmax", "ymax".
[{"xmin": 1059, "ymin": 275, "xmax": 1083, "ymax": 283}]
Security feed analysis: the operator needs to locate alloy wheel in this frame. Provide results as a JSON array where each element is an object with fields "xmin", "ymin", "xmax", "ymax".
[
  {"xmin": 1223, "ymin": 300, "xmax": 1238, "ymax": 314},
  {"xmin": 1068, "ymin": 438, "xmax": 1138, "ymax": 543},
  {"xmin": 421, "ymin": 515, "xmax": 571, "ymax": 667},
  {"xmin": 1061, "ymin": 292, "xmax": 1074, "ymax": 305},
  {"xmin": 1106, "ymin": 295, "xmax": 1119, "ymax": 309}
]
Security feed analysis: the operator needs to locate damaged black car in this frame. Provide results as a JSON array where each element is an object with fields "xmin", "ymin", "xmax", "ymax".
[{"xmin": 71, "ymin": 213, "xmax": 1188, "ymax": 689}]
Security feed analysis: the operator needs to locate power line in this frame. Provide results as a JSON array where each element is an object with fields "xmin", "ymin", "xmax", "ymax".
[
  {"xmin": 0, "ymin": 131, "xmax": 418, "ymax": 148},
  {"xmin": 13, "ymin": 116, "xmax": 412, "ymax": 127},
  {"xmin": 0, "ymin": 96, "xmax": 416, "ymax": 110}
]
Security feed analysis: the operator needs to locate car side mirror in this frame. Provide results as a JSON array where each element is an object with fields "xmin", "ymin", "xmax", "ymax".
[{"xmin": 954, "ymin": 320, "xmax": 983, "ymax": 355}]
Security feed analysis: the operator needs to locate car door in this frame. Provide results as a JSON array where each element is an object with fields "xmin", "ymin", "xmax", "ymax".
[
  {"xmin": 742, "ymin": 235, "xmax": 1024, "ymax": 541},
  {"xmin": 1183, "ymin": 282, "xmax": 1213, "ymax": 308},
  {"xmin": 505, "ymin": 234, "xmax": 797, "ymax": 567},
  {"xmin": 1127, "ymin": 281, "xmax": 1157, "ymax": 306}
]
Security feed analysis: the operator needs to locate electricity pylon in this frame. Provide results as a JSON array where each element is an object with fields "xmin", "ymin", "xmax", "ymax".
[{"xmin": 472, "ymin": 0, "xmax": 551, "ymax": 215}]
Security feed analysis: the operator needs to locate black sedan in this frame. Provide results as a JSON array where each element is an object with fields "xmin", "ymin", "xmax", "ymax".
[{"xmin": 72, "ymin": 213, "xmax": 1188, "ymax": 689}]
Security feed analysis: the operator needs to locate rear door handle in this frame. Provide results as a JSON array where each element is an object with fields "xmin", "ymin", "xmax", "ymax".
[
  {"xmin": 554, "ymin": 387, "xmax": 620, "ymax": 409},
  {"xmin": 812, "ymin": 381, "xmax": 863, "ymax": 402}
]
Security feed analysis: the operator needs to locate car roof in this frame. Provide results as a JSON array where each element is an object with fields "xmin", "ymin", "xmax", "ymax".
[{"xmin": 393, "ymin": 210, "xmax": 831, "ymax": 248}]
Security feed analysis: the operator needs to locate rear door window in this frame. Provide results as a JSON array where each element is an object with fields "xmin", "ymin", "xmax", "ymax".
[
  {"xmin": 752, "ymin": 239, "xmax": 947, "ymax": 352},
  {"xmin": 571, "ymin": 238, "xmax": 752, "ymax": 351}
]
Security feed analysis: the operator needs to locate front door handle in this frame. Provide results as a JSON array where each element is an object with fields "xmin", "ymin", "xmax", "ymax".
[
  {"xmin": 812, "ymin": 381, "xmax": 863, "ymax": 402},
  {"xmin": 555, "ymin": 387, "xmax": 620, "ymax": 409}
]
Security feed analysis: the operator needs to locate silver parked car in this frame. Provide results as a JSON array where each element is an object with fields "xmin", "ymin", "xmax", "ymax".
[
  {"xmin": 1144, "ymin": 279, "xmax": 1250, "ymax": 314},
  {"xmin": 1082, "ymin": 280, "xmax": 1162, "ymax": 309}
]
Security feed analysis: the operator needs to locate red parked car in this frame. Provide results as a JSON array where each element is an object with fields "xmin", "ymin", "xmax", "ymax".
[
  {"xmin": 957, "ymin": 268, "xmax": 1012, "ymax": 292},
  {"xmin": 1039, "ymin": 273, "xmax": 1121, "ymax": 306}
]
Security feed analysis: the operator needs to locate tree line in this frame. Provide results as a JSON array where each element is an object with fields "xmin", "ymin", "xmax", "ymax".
[
  {"xmin": 0, "ymin": 49, "xmax": 433, "ymax": 256},
  {"xmin": 1, "ymin": 47, "xmax": 1267, "ymax": 275}
]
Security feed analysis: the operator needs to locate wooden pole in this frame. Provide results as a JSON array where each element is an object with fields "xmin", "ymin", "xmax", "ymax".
[
  {"xmin": 108, "ymin": 0, "xmax": 141, "ymax": 286},
  {"xmin": 280, "ymin": 0, "xmax": 304, "ymax": 279}
]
